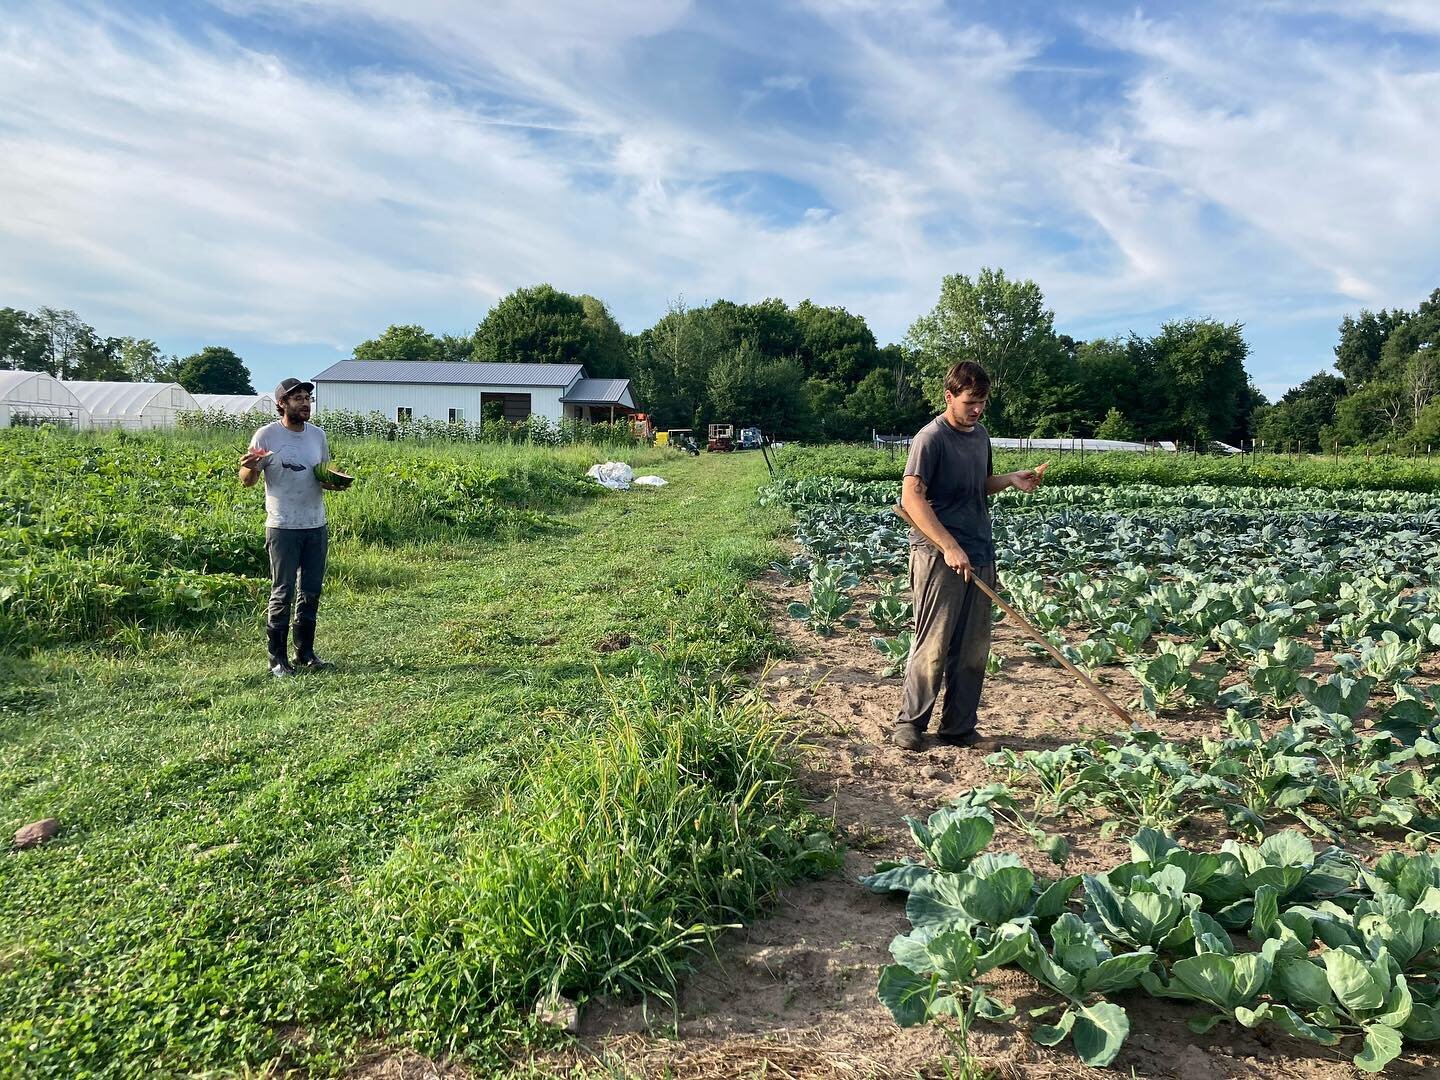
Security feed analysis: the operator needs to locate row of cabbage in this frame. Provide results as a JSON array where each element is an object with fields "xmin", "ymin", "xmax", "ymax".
[
  {"xmin": 762, "ymin": 473, "xmax": 1440, "ymax": 1069},
  {"xmin": 867, "ymin": 793, "xmax": 1440, "ymax": 1072},
  {"xmin": 762, "ymin": 477, "xmax": 1440, "ymax": 720}
]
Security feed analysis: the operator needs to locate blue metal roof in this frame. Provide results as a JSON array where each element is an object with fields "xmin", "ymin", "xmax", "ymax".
[
  {"xmin": 312, "ymin": 360, "xmax": 584, "ymax": 388},
  {"xmin": 560, "ymin": 378, "xmax": 635, "ymax": 406}
]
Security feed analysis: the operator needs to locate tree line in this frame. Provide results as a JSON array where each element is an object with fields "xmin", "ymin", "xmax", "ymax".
[
  {"xmin": 0, "ymin": 307, "xmax": 255, "ymax": 394},
  {"xmin": 20, "ymin": 271, "xmax": 1424, "ymax": 446},
  {"xmin": 1254, "ymin": 290, "xmax": 1440, "ymax": 452},
  {"xmin": 351, "ymin": 272, "xmax": 1266, "ymax": 444}
]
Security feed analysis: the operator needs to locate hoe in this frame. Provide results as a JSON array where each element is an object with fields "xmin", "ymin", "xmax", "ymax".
[{"xmin": 891, "ymin": 501, "xmax": 1136, "ymax": 725}]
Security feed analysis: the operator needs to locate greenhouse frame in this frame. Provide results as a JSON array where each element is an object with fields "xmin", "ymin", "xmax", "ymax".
[
  {"xmin": 190, "ymin": 393, "xmax": 276, "ymax": 415},
  {"xmin": 0, "ymin": 370, "xmax": 92, "ymax": 428},
  {"xmin": 64, "ymin": 381, "xmax": 199, "ymax": 429}
]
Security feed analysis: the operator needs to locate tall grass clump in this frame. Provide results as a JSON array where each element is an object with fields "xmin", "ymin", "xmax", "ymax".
[{"xmin": 332, "ymin": 681, "xmax": 838, "ymax": 1059}]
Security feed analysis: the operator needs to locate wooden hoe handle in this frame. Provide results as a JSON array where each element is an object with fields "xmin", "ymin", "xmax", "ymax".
[{"xmin": 891, "ymin": 503, "xmax": 1136, "ymax": 726}]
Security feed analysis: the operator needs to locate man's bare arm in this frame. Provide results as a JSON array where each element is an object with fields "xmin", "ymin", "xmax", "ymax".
[{"xmin": 900, "ymin": 475, "xmax": 972, "ymax": 578}]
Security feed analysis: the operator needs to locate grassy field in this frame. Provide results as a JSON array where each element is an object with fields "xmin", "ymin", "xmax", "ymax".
[{"xmin": 0, "ymin": 438, "xmax": 835, "ymax": 1077}]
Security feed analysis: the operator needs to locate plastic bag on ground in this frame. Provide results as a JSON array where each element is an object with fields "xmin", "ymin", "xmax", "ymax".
[
  {"xmin": 633, "ymin": 475, "xmax": 668, "ymax": 487},
  {"xmin": 586, "ymin": 462, "xmax": 635, "ymax": 490}
]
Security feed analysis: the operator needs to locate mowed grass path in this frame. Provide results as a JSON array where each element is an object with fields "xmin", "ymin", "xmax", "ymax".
[{"xmin": 0, "ymin": 450, "xmax": 802, "ymax": 1077}]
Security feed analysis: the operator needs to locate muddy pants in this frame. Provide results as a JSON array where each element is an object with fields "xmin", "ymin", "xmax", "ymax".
[{"xmin": 896, "ymin": 545, "xmax": 994, "ymax": 736}]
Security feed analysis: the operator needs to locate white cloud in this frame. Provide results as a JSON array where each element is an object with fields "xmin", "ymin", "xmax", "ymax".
[{"xmin": 1, "ymin": 0, "xmax": 1437, "ymax": 394}]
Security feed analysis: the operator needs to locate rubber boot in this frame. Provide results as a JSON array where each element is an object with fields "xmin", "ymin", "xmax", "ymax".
[
  {"xmin": 292, "ymin": 623, "xmax": 329, "ymax": 671},
  {"xmin": 268, "ymin": 626, "xmax": 294, "ymax": 677}
]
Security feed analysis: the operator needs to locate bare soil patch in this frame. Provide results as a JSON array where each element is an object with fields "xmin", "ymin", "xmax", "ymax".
[{"xmin": 553, "ymin": 572, "xmax": 1440, "ymax": 1079}]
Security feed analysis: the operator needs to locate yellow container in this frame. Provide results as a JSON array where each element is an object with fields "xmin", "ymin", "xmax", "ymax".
[{"xmin": 655, "ymin": 431, "xmax": 670, "ymax": 446}]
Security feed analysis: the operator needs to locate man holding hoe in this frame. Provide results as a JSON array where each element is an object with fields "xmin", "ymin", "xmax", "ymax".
[
  {"xmin": 238, "ymin": 378, "xmax": 345, "ymax": 677},
  {"xmin": 892, "ymin": 360, "xmax": 1044, "ymax": 751}
]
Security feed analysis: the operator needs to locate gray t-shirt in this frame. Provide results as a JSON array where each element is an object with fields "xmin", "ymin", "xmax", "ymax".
[
  {"xmin": 249, "ymin": 421, "xmax": 330, "ymax": 530},
  {"xmin": 904, "ymin": 416, "xmax": 994, "ymax": 564}
]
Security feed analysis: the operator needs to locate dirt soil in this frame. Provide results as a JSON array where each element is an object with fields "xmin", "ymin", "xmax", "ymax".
[{"xmin": 543, "ymin": 572, "xmax": 1440, "ymax": 1080}]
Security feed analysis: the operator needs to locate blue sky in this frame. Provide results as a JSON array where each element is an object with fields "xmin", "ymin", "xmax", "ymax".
[{"xmin": 2, "ymin": 1, "xmax": 1438, "ymax": 401}]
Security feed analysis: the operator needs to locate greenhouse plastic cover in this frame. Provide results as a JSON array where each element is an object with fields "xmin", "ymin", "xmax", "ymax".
[{"xmin": 64, "ymin": 381, "xmax": 197, "ymax": 418}]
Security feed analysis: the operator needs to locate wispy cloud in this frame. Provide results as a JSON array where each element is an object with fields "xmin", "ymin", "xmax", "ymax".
[{"xmin": 1, "ymin": 0, "xmax": 1437, "ymax": 392}]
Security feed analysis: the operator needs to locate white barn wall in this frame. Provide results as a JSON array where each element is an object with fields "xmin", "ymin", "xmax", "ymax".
[{"xmin": 315, "ymin": 381, "xmax": 567, "ymax": 424}]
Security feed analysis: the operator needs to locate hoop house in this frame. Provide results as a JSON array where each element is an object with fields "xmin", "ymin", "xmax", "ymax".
[
  {"xmin": 191, "ymin": 393, "xmax": 275, "ymax": 414},
  {"xmin": 64, "ymin": 381, "xmax": 198, "ymax": 429},
  {"xmin": 0, "ymin": 370, "xmax": 91, "ymax": 428}
]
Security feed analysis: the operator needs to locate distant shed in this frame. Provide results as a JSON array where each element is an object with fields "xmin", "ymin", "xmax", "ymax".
[
  {"xmin": 0, "ymin": 370, "xmax": 91, "ymax": 428},
  {"xmin": 64, "ymin": 381, "xmax": 198, "ymax": 429}
]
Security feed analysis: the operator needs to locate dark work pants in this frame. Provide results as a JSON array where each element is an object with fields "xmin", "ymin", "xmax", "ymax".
[
  {"xmin": 896, "ymin": 545, "xmax": 994, "ymax": 735},
  {"xmin": 266, "ymin": 525, "xmax": 328, "ymax": 636}
]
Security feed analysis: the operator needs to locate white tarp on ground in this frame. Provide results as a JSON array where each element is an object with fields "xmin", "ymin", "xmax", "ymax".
[
  {"xmin": 586, "ymin": 462, "xmax": 668, "ymax": 490},
  {"xmin": 587, "ymin": 462, "xmax": 635, "ymax": 489}
]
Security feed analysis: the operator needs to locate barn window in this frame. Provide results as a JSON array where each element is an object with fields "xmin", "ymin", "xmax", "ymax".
[
  {"xmin": 448, "ymin": 407, "xmax": 464, "ymax": 422},
  {"xmin": 480, "ymin": 393, "xmax": 531, "ymax": 421},
  {"xmin": 396, "ymin": 406, "xmax": 413, "ymax": 422}
]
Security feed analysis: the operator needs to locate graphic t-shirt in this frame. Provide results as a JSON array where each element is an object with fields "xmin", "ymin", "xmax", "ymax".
[
  {"xmin": 249, "ymin": 421, "xmax": 330, "ymax": 529},
  {"xmin": 903, "ymin": 416, "xmax": 994, "ymax": 565}
]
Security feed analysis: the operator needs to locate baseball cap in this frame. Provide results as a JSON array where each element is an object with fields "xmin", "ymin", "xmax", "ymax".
[{"xmin": 275, "ymin": 377, "xmax": 315, "ymax": 400}]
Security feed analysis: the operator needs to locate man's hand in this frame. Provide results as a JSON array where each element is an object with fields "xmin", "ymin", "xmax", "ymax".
[
  {"xmin": 239, "ymin": 448, "xmax": 270, "ymax": 471},
  {"xmin": 942, "ymin": 543, "xmax": 972, "ymax": 581},
  {"xmin": 1010, "ymin": 460, "xmax": 1049, "ymax": 493}
]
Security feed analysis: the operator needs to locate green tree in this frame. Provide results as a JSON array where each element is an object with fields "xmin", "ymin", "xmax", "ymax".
[
  {"xmin": 353, "ymin": 324, "xmax": 443, "ymax": 362},
  {"xmin": 577, "ymin": 295, "xmax": 633, "ymax": 379},
  {"xmin": 840, "ymin": 365, "xmax": 931, "ymax": 438},
  {"xmin": 631, "ymin": 299, "xmax": 719, "ymax": 429},
  {"xmin": 705, "ymin": 343, "xmax": 811, "ymax": 437},
  {"xmin": 792, "ymin": 300, "xmax": 881, "ymax": 384},
  {"xmin": 1412, "ymin": 398, "xmax": 1440, "ymax": 450},
  {"xmin": 802, "ymin": 376, "xmax": 850, "ymax": 440},
  {"xmin": 1254, "ymin": 372, "xmax": 1345, "ymax": 451},
  {"xmin": 473, "ymin": 284, "xmax": 587, "ymax": 367},
  {"xmin": 1322, "ymin": 380, "xmax": 1407, "ymax": 447},
  {"xmin": 177, "ymin": 346, "xmax": 255, "ymax": 395},
  {"xmin": 1073, "ymin": 338, "xmax": 1133, "ymax": 433},
  {"xmin": 1094, "ymin": 407, "xmax": 1137, "ymax": 441},
  {"xmin": 705, "ymin": 299, "xmax": 802, "ymax": 363},
  {"xmin": 904, "ymin": 267, "xmax": 1065, "ymax": 434},
  {"xmin": 0, "ymin": 307, "xmax": 46, "ymax": 371},
  {"xmin": 1371, "ymin": 291, "xmax": 1440, "ymax": 424},
  {"xmin": 117, "ymin": 337, "xmax": 180, "ymax": 382},
  {"xmin": 1134, "ymin": 319, "xmax": 1252, "ymax": 445},
  {"xmin": 436, "ymin": 332, "xmax": 474, "ymax": 362},
  {"xmin": 1334, "ymin": 308, "xmax": 1407, "ymax": 388}
]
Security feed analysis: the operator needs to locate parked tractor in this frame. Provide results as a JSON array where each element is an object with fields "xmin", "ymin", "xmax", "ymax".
[
  {"xmin": 707, "ymin": 424, "xmax": 735, "ymax": 452},
  {"xmin": 657, "ymin": 428, "xmax": 700, "ymax": 454}
]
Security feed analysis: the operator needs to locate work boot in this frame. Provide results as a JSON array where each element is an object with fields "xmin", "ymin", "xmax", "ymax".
[
  {"xmin": 292, "ymin": 624, "xmax": 330, "ymax": 671},
  {"xmin": 268, "ymin": 626, "xmax": 294, "ymax": 677},
  {"xmin": 936, "ymin": 729, "xmax": 984, "ymax": 749},
  {"xmin": 891, "ymin": 724, "xmax": 924, "ymax": 752}
]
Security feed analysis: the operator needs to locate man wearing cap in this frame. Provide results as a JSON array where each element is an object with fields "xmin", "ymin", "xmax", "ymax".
[{"xmin": 238, "ymin": 378, "xmax": 341, "ymax": 676}]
